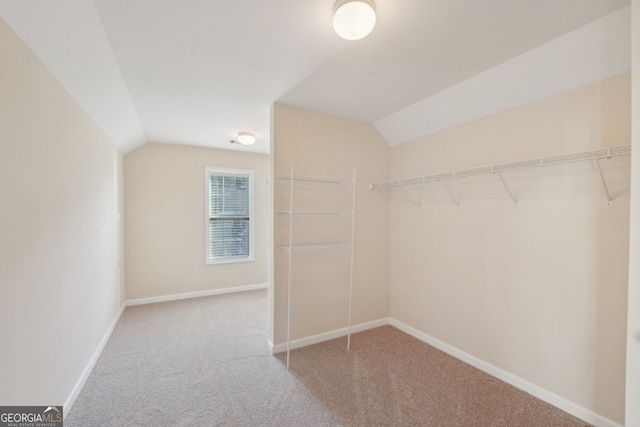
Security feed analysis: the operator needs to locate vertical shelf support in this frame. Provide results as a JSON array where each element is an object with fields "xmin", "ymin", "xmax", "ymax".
[
  {"xmin": 439, "ymin": 179, "xmax": 460, "ymax": 207},
  {"xmin": 594, "ymin": 158, "xmax": 613, "ymax": 207},
  {"xmin": 347, "ymin": 171, "xmax": 356, "ymax": 351},
  {"xmin": 286, "ymin": 163, "xmax": 294, "ymax": 369},
  {"xmin": 495, "ymin": 170, "xmax": 518, "ymax": 207}
]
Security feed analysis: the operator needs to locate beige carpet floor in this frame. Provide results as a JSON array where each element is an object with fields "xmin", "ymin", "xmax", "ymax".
[{"xmin": 66, "ymin": 289, "xmax": 590, "ymax": 427}]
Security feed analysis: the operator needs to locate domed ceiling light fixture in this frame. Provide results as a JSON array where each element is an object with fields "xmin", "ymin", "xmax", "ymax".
[
  {"xmin": 237, "ymin": 131, "xmax": 256, "ymax": 145},
  {"xmin": 333, "ymin": 0, "xmax": 377, "ymax": 41}
]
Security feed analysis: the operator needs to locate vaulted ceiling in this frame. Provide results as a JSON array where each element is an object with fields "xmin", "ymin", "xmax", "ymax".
[{"xmin": 0, "ymin": 0, "xmax": 630, "ymax": 154}]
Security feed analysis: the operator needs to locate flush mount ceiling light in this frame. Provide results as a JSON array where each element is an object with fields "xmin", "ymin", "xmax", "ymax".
[
  {"xmin": 333, "ymin": 0, "xmax": 376, "ymax": 41},
  {"xmin": 237, "ymin": 131, "xmax": 256, "ymax": 146}
]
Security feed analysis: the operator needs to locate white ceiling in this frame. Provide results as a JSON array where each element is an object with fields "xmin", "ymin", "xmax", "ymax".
[
  {"xmin": 0, "ymin": 0, "xmax": 630, "ymax": 154},
  {"xmin": 376, "ymin": 5, "xmax": 631, "ymax": 146}
]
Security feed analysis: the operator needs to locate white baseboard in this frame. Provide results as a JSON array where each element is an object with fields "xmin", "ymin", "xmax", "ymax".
[
  {"xmin": 271, "ymin": 317, "xmax": 390, "ymax": 354},
  {"xmin": 389, "ymin": 318, "xmax": 623, "ymax": 427},
  {"xmin": 64, "ymin": 302, "xmax": 127, "ymax": 419},
  {"xmin": 63, "ymin": 294, "xmax": 620, "ymax": 427},
  {"xmin": 126, "ymin": 283, "xmax": 269, "ymax": 306}
]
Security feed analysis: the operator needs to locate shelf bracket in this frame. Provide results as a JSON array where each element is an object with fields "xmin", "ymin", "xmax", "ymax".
[
  {"xmin": 400, "ymin": 184, "xmax": 421, "ymax": 208},
  {"xmin": 439, "ymin": 180, "xmax": 460, "ymax": 207},
  {"xmin": 495, "ymin": 171, "xmax": 518, "ymax": 207},
  {"xmin": 594, "ymin": 158, "xmax": 613, "ymax": 207}
]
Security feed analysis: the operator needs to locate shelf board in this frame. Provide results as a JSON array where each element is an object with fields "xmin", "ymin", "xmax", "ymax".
[
  {"xmin": 277, "ymin": 174, "xmax": 352, "ymax": 184},
  {"xmin": 277, "ymin": 243, "xmax": 352, "ymax": 253},
  {"xmin": 276, "ymin": 211, "xmax": 353, "ymax": 217},
  {"xmin": 371, "ymin": 144, "xmax": 631, "ymax": 190}
]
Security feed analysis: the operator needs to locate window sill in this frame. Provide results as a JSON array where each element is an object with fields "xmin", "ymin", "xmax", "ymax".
[{"xmin": 206, "ymin": 256, "xmax": 255, "ymax": 266}]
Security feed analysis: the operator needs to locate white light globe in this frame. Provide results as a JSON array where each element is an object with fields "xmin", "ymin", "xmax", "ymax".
[
  {"xmin": 333, "ymin": 0, "xmax": 376, "ymax": 41},
  {"xmin": 237, "ymin": 132, "xmax": 256, "ymax": 145}
]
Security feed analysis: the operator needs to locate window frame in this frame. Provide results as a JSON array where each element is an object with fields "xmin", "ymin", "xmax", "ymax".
[{"xmin": 204, "ymin": 166, "xmax": 255, "ymax": 265}]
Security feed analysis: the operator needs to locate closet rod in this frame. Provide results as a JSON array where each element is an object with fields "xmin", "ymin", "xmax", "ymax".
[{"xmin": 369, "ymin": 144, "xmax": 631, "ymax": 190}]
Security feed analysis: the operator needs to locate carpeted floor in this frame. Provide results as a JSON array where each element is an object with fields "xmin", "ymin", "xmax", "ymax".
[{"xmin": 66, "ymin": 289, "xmax": 590, "ymax": 426}]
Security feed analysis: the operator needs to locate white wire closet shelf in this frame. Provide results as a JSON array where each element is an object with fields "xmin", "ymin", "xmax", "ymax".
[
  {"xmin": 277, "ymin": 243, "xmax": 352, "ymax": 253},
  {"xmin": 276, "ymin": 211, "xmax": 353, "ymax": 217},
  {"xmin": 277, "ymin": 174, "xmax": 353, "ymax": 183},
  {"xmin": 369, "ymin": 144, "xmax": 631, "ymax": 207},
  {"xmin": 371, "ymin": 145, "xmax": 630, "ymax": 189},
  {"xmin": 279, "ymin": 164, "xmax": 357, "ymax": 370}
]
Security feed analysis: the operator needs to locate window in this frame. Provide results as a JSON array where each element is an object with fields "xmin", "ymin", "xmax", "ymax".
[{"xmin": 205, "ymin": 167, "xmax": 254, "ymax": 265}]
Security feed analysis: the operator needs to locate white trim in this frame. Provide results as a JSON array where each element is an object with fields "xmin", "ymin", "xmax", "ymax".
[
  {"xmin": 126, "ymin": 283, "xmax": 269, "ymax": 306},
  {"xmin": 389, "ymin": 318, "xmax": 623, "ymax": 427},
  {"xmin": 63, "ymin": 297, "xmax": 618, "ymax": 427},
  {"xmin": 204, "ymin": 166, "xmax": 256, "ymax": 266},
  {"xmin": 64, "ymin": 302, "xmax": 127, "ymax": 419},
  {"xmin": 271, "ymin": 318, "xmax": 390, "ymax": 354}
]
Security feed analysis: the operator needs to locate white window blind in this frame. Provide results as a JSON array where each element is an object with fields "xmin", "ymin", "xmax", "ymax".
[{"xmin": 206, "ymin": 168, "xmax": 253, "ymax": 263}]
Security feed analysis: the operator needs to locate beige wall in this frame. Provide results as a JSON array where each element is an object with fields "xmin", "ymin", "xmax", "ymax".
[
  {"xmin": 272, "ymin": 103, "xmax": 390, "ymax": 345},
  {"xmin": 124, "ymin": 143, "xmax": 269, "ymax": 300},
  {"xmin": 0, "ymin": 18, "xmax": 124, "ymax": 407},
  {"xmin": 389, "ymin": 74, "xmax": 630, "ymax": 424},
  {"xmin": 627, "ymin": 1, "xmax": 640, "ymax": 425}
]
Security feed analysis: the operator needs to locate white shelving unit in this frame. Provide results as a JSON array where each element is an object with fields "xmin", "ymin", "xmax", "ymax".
[
  {"xmin": 370, "ymin": 144, "xmax": 631, "ymax": 208},
  {"xmin": 277, "ymin": 164, "xmax": 356, "ymax": 369},
  {"xmin": 277, "ymin": 243, "xmax": 352, "ymax": 253}
]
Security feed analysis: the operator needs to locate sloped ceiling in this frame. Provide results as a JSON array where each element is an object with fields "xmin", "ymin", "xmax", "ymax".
[{"xmin": 0, "ymin": 0, "xmax": 631, "ymax": 154}]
